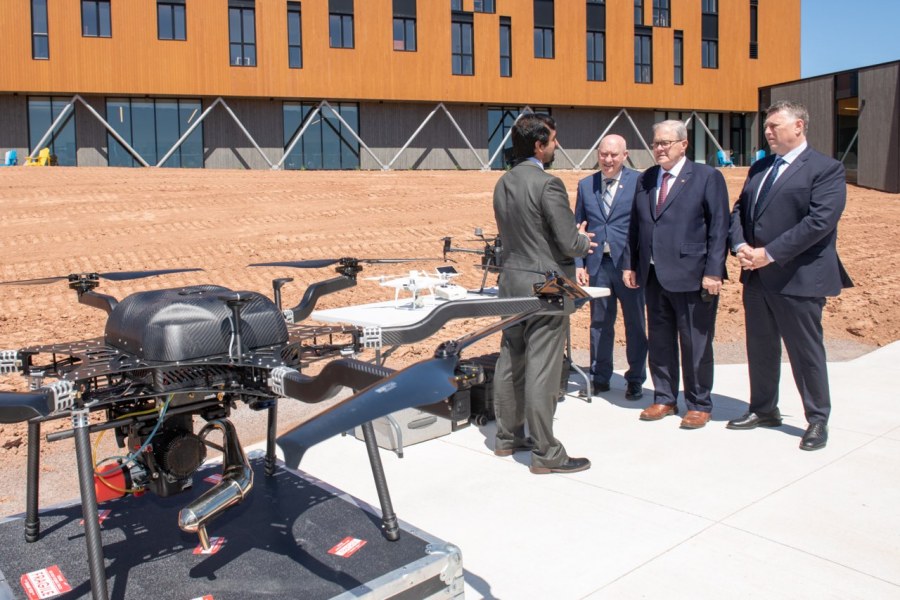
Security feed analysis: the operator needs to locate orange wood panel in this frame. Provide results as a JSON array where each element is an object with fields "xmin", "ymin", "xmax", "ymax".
[{"xmin": 0, "ymin": 0, "xmax": 799, "ymax": 113}]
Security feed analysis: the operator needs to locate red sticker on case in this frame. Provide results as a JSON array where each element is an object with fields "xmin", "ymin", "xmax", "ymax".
[{"xmin": 20, "ymin": 565, "xmax": 73, "ymax": 599}]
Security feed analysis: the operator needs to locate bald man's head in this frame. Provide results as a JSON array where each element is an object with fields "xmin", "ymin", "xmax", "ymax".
[{"xmin": 597, "ymin": 135, "xmax": 629, "ymax": 178}]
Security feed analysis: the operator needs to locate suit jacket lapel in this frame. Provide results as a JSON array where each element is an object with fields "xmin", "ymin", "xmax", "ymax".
[
  {"xmin": 656, "ymin": 162, "xmax": 692, "ymax": 219},
  {"xmin": 755, "ymin": 148, "xmax": 810, "ymax": 220}
]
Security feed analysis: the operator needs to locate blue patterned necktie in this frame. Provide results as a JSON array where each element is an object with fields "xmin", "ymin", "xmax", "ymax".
[
  {"xmin": 602, "ymin": 178, "xmax": 615, "ymax": 217},
  {"xmin": 753, "ymin": 156, "xmax": 785, "ymax": 220}
]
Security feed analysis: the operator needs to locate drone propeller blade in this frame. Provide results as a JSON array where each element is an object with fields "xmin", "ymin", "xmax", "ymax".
[
  {"xmin": 277, "ymin": 355, "xmax": 459, "ymax": 468},
  {"xmin": 248, "ymin": 259, "xmax": 340, "ymax": 269},
  {"xmin": 361, "ymin": 258, "xmax": 437, "ymax": 264},
  {"xmin": 99, "ymin": 268, "xmax": 205, "ymax": 281},
  {"xmin": 0, "ymin": 268, "xmax": 204, "ymax": 286},
  {"xmin": 0, "ymin": 276, "xmax": 67, "ymax": 286}
]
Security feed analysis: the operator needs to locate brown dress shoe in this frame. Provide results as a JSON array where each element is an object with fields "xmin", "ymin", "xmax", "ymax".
[
  {"xmin": 680, "ymin": 410, "xmax": 711, "ymax": 429},
  {"xmin": 639, "ymin": 403, "xmax": 677, "ymax": 421}
]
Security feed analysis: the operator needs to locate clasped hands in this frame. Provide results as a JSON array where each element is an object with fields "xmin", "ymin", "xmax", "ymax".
[{"xmin": 736, "ymin": 245, "xmax": 772, "ymax": 271}]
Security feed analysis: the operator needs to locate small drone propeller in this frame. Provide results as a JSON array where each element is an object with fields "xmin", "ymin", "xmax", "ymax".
[
  {"xmin": 0, "ymin": 268, "xmax": 204, "ymax": 286},
  {"xmin": 277, "ymin": 355, "xmax": 459, "ymax": 468},
  {"xmin": 249, "ymin": 258, "xmax": 436, "ymax": 269}
]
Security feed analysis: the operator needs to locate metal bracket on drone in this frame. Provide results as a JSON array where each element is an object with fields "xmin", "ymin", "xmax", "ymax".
[
  {"xmin": 0, "ymin": 350, "xmax": 21, "ymax": 375},
  {"xmin": 67, "ymin": 273, "xmax": 120, "ymax": 314},
  {"xmin": 283, "ymin": 262, "xmax": 363, "ymax": 324}
]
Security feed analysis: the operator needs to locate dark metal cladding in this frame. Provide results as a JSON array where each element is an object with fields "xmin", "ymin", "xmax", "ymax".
[{"xmin": 105, "ymin": 285, "xmax": 289, "ymax": 362}]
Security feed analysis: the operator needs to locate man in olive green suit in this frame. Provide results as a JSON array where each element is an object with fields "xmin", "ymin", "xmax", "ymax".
[{"xmin": 492, "ymin": 113, "xmax": 596, "ymax": 474}]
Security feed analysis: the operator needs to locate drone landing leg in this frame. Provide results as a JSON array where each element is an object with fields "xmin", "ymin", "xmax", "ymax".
[
  {"xmin": 25, "ymin": 420, "xmax": 40, "ymax": 542},
  {"xmin": 265, "ymin": 400, "xmax": 278, "ymax": 477},
  {"xmin": 359, "ymin": 421, "xmax": 400, "ymax": 541},
  {"xmin": 72, "ymin": 409, "xmax": 110, "ymax": 600}
]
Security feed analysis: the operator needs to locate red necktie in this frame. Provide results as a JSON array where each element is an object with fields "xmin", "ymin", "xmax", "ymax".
[{"xmin": 656, "ymin": 172, "xmax": 672, "ymax": 217}]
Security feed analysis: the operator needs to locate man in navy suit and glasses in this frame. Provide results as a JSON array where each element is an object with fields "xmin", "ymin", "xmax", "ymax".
[
  {"xmin": 575, "ymin": 134, "xmax": 647, "ymax": 400},
  {"xmin": 622, "ymin": 120, "xmax": 730, "ymax": 430},
  {"xmin": 727, "ymin": 100, "xmax": 853, "ymax": 451}
]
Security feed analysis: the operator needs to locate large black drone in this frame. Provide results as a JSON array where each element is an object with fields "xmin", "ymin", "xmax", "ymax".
[{"xmin": 0, "ymin": 260, "xmax": 590, "ymax": 600}]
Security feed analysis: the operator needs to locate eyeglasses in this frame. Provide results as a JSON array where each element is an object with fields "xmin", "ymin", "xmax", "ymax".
[{"xmin": 651, "ymin": 140, "xmax": 682, "ymax": 149}]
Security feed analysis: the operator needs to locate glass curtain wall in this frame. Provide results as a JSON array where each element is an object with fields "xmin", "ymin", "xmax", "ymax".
[
  {"xmin": 656, "ymin": 110, "xmax": 724, "ymax": 165},
  {"xmin": 27, "ymin": 97, "xmax": 77, "ymax": 165},
  {"xmin": 282, "ymin": 102, "xmax": 360, "ymax": 170},
  {"xmin": 106, "ymin": 98, "xmax": 203, "ymax": 167},
  {"xmin": 487, "ymin": 106, "xmax": 550, "ymax": 169}
]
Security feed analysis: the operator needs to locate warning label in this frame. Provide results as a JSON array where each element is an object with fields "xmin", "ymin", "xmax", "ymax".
[
  {"xmin": 328, "ymin": 536, "xmax": 367, "ymax": 558},
  {"xmin": 20, "ymin": 565, "xmax": 73, "ymax": 599}
]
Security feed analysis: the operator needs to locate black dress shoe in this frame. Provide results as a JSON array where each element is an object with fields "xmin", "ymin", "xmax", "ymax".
[
  {"xmin": 625, "ymin": 382, "xmax": 643, "ymax": 401},
  {"xmin": 592, "ymin": 381, "xmax": 610, "ymax": 393},
  {"xmin": 530, "ymin": 457, "xmax": 591, "ymax": 474},
  {"xmin": 726, "ymin": 409, "xmax": 783, "ymax": 430},
  {"xmin": 800, "ymin": 423, "xmax": 828, "ymax": 451}
]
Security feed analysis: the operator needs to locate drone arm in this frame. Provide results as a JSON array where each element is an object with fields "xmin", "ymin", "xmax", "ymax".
[
  {"xmin": 0, "ymin": 379, "xmax": 76, "ymax": 423},
  {"xmin": 276, "ymin": 355, "xmax": 460, "ymax": 467},
  {"xmin": 0, "ymin": 391, "xmax": 54, "ymax": 423},
  {"xmin": 270, "ymin": 359, "xmax": 395, "ymax": 404},
  {"xmin": 77, "ymin": 289, "xmax": 118, "ymax": 314},
  {"xmin": 284, "ymin": 275, "xmax": 356, "ymax": 323},
  {"xmin": 379, "ymin": 297, "xmax": 563, "ymax": 346}
]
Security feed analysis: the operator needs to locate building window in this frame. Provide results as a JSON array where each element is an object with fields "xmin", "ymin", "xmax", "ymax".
[
  {"xmin": 534, "ymin": 0, "xmax": 554, "ymax": 59},
  {"xmin": 283, "ymin": 102, "xmax": 360, "ymax": 170},
  {"xmin": 749, "ymin": 0, "xmax": 758, "ymax": 59},
  {"xmin": 634, "ymin": 27, "xmax": 652, "ymax": 83},
  {"xmin": 702, "ymin": 0, "xmax": 718, "ymax": 68},
  {"xmin": 27, "ymin": 97, "xmax": 77, "ymax": 166},
  {"xmin": 393, "ymin": 0, "xmax": 416, "ymax": 51},
  {"xmin": 158, "ymin": 0, "xmax": 186, "ymax": 41},
  {"xmin": 106, "ymin": 98, "xmax": 203, "ymax": 168},
  {"xmin": 474, "ymin": 0, "xmax": 495, "ymax": 13},
  {"xmin": 674, "ymin": 30, "xmax": 683, "ymax": 84},
  {"xmin": 288, "ymin": 2, "xmax": 302, "ymax": 67},
  {"xmin": 329, "ymin": 0, "xmax": 354, "ymax": 49},
  {"xmin": 488, "ymin": 107, "xmax": 551, "ymax": 169},
  {"xmin": 82, "ymin": 0, "xmax": 111, "ymax": 37},
  {"xmin": 229, "ymin": 0, "xmax": 256, "ymax": 66},
  {"xmin": 653, "ymin": 0, "xmax": 669, "ymax": 27},
  {"xmin": 451, "ymin": 10, "xmax": 474, "ymax": 75},
  {"xmin": 586, "ymin": 0, "xmax": 606, "ymax": 82},
  {"xmin": 634, "ymin": 0, "xmax": 643, "ymax": 25},
  {"xmin": 451, "ymin": 0, "xmax": 462, "ymax": 10},
  {"xmin": 499, "ymin": 16, "xmax": 512, "ymax": 77},
  {"xmin": 701, "ymin": 40, "xmax": 718, "ymax": 69},
  {"xmin": 31, "ymin": 0, "xmax": 49, "ymax": 59}
]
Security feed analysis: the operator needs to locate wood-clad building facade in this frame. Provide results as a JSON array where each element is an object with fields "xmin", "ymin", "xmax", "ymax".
[{"xmin": 0, "ymin": 0, "xmax": 800, "ymax": 170}]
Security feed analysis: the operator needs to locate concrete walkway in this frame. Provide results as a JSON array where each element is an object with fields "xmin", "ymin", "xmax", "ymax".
[{"xmin": 296, "ymin": 341, "xmax": 900, "ymax": 599}]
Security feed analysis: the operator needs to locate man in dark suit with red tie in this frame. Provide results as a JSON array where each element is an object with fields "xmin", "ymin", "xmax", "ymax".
[
  {"xmin": 727, "ymin": 100, "xmax": 853, "ymax": 451},
  {"xmin": 622, "ymin": 120, "xmax": 729, "ymax": 429},
  {"xmin": 574, "ymin": 134, "xmax": 647, "ymax": 400}
]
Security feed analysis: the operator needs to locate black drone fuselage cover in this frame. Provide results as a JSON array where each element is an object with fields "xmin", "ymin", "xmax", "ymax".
[{"xmin": 104, "ymin": 285, "xmax": 288, "ymax": 362}]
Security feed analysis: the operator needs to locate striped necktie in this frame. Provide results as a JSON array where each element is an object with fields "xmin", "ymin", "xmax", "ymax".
[{"xmin": 602, "ymin": 178, "xmax": 615, "ymax": 217}]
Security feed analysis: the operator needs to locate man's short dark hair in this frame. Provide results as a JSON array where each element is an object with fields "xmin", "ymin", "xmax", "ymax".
[
  {"xmin": 766, "ymin": 100, "xmax": 810, "ymax": 135},
  {"xmin": 511, "ymin": 113, "xmax": 556, "ymax": 162}
]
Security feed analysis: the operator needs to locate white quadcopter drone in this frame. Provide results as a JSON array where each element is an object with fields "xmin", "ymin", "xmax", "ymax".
[{"xmin": 368, "ymin": 266, "xmax": 468, "ymax": 307}]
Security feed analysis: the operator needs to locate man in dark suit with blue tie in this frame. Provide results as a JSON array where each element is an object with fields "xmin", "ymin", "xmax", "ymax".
[
  {"xmin": 623, "ymin": 120, "xmax": 730, "ymax": 429},
  {"xmin": 727, "ymin": 101, "xmax": 853, "ymax": 451},
  {"xmin": 574, "ymin": 134, "xmax": 647, "ymax": 400}
]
